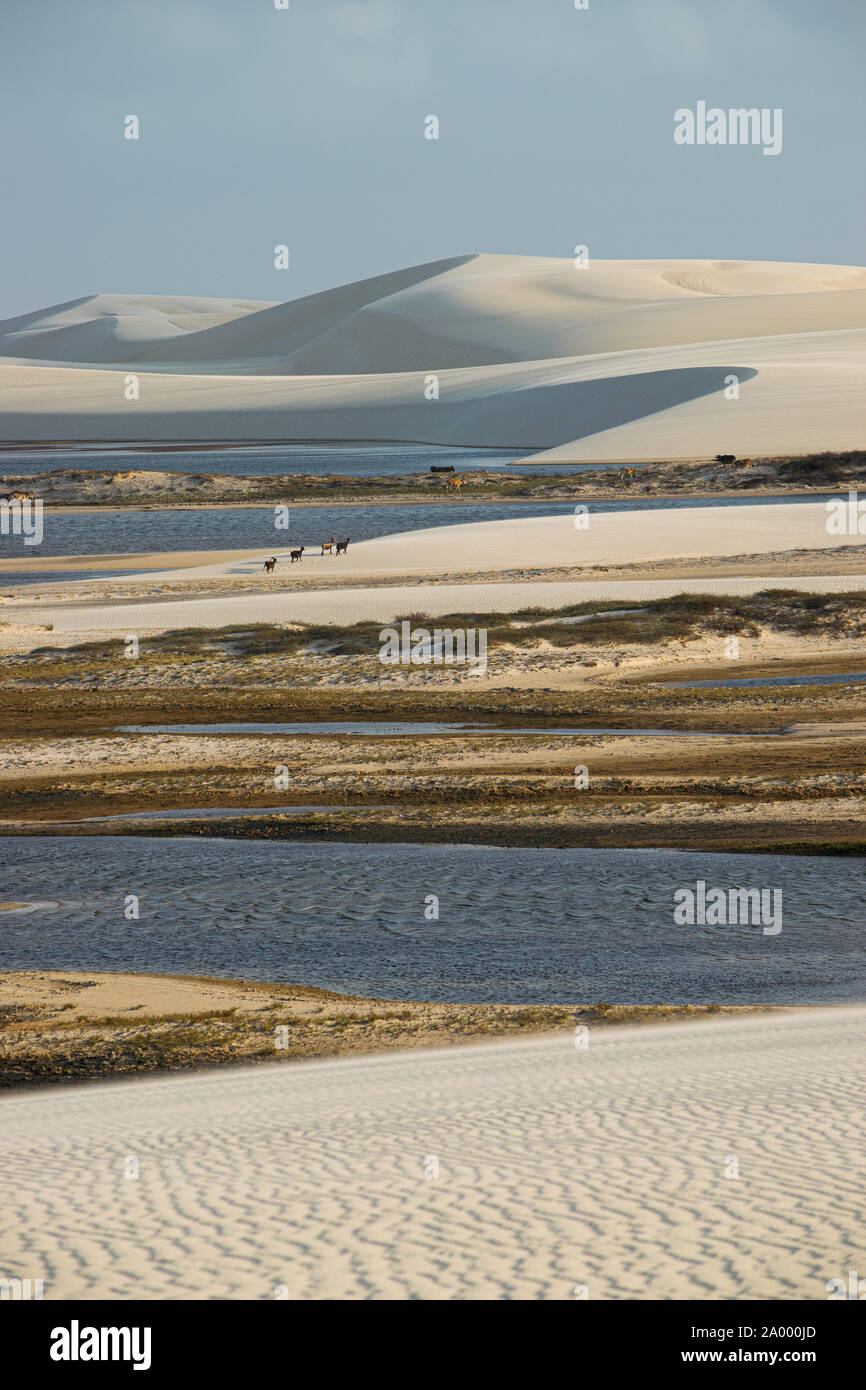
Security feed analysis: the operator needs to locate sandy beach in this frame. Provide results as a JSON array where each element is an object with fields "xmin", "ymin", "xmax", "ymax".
[{"xmin": 0, "ymin": 547, "xmax": 272, "ymax": 575}]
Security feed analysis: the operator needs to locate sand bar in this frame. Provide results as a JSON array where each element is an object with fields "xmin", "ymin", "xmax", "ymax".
[{"xmin": 10, "ymin": 573, "xmax": 865, "ymax": 636}]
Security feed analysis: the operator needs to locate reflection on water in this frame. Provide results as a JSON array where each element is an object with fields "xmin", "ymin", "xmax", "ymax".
[{"xmin": 4, "ymin": 837, "xmax": 862, "ymax": 1005}]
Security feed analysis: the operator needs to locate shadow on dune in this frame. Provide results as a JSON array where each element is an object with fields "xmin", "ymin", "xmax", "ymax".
[
  {"xmin": 0, "ymin": 364, "xmax": 759, "ymax": 449},
  {"xmin": 428, "ymin": 365, "xmax": 761, "ymax": 448}
]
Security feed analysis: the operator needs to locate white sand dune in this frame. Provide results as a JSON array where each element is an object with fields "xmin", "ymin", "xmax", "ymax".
[
  {"xmin": 3, "ymin": 256, "xmax": 864, "ymax": 371},
  {"xmin": 1, "ymin": 1008, "xmax": 863, "ymax": 1299},
  {"xmin": 530, "ymin": 328, "xmax": 866, "ymax": 461},
  {"xmin": 0, "ymin": 256, "xmax": 863, "ymax": 455}
]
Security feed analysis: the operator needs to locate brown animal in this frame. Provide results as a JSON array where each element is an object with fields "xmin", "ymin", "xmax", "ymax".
[
  {"xmin": 290, "ymin": 546, "xmax": 305, "ymax": 563},
  {"xmin": 619, "ymin": 467, "xmax": 637, "ymax": 480},
  {"xmin": 320, "ymin": 537, "xmax": 335, "ymax": 556},
  {"xmin": 335, "ymin": 538, "xmax": 350, "ymax": 556},
  {"xmin": 446, "ymin": 475, "xmax": 466, "ymax": 490},
  {"xmin": 263, "ymin": 556, "xmax": 277, "ymax": 574}
]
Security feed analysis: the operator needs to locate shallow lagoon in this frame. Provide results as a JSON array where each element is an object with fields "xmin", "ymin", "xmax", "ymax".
[{"xmin": 4, "ymin": 837, "xmax": 862, "ymax": 1005}]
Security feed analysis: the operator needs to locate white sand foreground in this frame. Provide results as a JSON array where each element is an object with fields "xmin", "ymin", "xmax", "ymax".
[{"xmin": 1, "ymin": 1008, "xmax": 863, "ymax": 1300}]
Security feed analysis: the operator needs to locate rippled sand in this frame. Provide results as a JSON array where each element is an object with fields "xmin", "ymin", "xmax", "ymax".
[{"xmin": 1, "ymin": 1007, "xmax": 863, "ymax": 1299}]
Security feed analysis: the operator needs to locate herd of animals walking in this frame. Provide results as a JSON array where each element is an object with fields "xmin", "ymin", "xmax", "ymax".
[{"xmin": 263, "ymin": 538, "xmax": 350, "ymax": 571}]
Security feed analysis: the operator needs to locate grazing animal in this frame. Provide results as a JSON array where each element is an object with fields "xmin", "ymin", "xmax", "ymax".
[
  {"xmin": 290, "ymin": 545, "xmax": 305, "ymax": 563},
  {"xmin": 335, "ymin": 538, "xmax": 350, "ymax": 556},
  {"xmin": 715, "ymin": 454, "xmax": 736, "ymax": 465},
  {"xmin": 263, "ymin": 556, "xmax": 277, "ymax": 574},
  {"xmin": 446, "ymin": 475, "xmax": 466, "ymax": 490},
  {"xmin": 320, "ymin": 537, "xmax": 336, "ymax": 556},
  {"xmin": 430, "ymin": 465, "xmax": 455, "ymax": 474},
  {"xmin": 619, "ymin": 467, "xmax": 637, "ymax": 480}
]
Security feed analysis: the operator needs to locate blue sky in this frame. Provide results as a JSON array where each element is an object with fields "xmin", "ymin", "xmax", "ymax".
[{"xmin": 0, "ymin": 0, "xmax": 863, "ymax": 316}]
